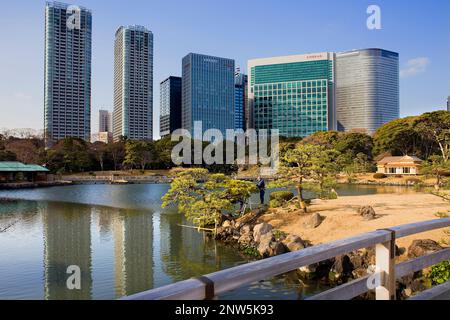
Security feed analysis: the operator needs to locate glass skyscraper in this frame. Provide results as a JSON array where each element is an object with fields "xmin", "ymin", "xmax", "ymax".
[
  {"xmin": 182, "ymin": 53, "xmax": 235, "ymax": 138},
  {"xmin": 44, "ymin": 2, "xmax": 92, "ymax": 146},
  {"xmin": 234, "ymin": 72, "xmax": 247, "ymax": 131},
  {"xmin": 113, "ymin": 25, "xmax": 153, "ymax": 141},
  {"xmin": 336, "ymin": 48, "xmax": 399, "ymax": 134},
  {"xmin": 248, "ymin": 52, "xmax": 336, "ymax": 138},
  {"xmin": 160, "ymin": 76, "xmax": 182, "ymax": 137}
]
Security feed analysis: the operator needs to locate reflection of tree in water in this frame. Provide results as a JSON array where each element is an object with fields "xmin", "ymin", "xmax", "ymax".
[
  {"xmin": 159, "ymin": 212, "xmax": 330, "ymax": 299},
  {"xmin": 159, "ymin": 213, "xmax": 234, "ymax": 282},
  {"xmin": 0, "ymin": 199, "xmax": 39, "ymax": 232}
]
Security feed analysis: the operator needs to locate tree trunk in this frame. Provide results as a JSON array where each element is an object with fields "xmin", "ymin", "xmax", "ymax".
[{"xmin": 297, "ymin": 179, "xmax": 307, "ymax": 213}]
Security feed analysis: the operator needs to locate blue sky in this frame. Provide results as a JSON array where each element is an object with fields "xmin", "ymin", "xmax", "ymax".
[{"xmin": 0, "ymin": 0, "xmax": 449, "ymax": 139}]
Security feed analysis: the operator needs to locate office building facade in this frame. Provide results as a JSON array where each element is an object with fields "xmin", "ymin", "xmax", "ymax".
[
  {"xmin": 182, "ymin": 53, "xmax": 235, "ymax": 138},
  {"xmin": 44, "ymin": 2, "xmax": 92, "ymax": 145},
  {"xmin": 234, "ymin": 72, "xmax": 247, "ymax": 131},
  {"xmin": 99, "ymin": 110, "xmax": 112, "ymax": 133},
  {"xmin": 336, "ymin": 48, "xmax": 399, "ymax": 134},
  {"xmin": 160, "ymin": 76, "xmax": 182, "ymax": 137},
  {"xmin": 248, "ymin": 52, "xmax": 336, "ymax": 138},
  {"xmin": 113, "ymin": 25, "xmax": 153, "ymax": 141}
]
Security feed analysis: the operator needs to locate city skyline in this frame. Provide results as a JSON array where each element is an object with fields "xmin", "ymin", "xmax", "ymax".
[{"xmin": 0, "ymin": 0, "xmax": 449, "ymax": 139}]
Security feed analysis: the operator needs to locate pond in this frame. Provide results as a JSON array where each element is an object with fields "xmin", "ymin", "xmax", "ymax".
[{"xmin": 0, "ymin": 183, "xmax": 416, "ymax": 300}]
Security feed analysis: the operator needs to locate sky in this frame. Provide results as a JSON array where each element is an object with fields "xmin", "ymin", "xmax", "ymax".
[{"xmin": 0, "ymin": 0, "xmax": 449, "ymax": 139}]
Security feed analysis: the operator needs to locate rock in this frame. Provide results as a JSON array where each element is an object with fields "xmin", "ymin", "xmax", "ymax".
[
  {"xmin": 408, "ymin": 239, "xmax": 443, "ymax": 258},
  {"xmin": 253, "ymin": 223, "xmax": 273, "ymax": 243},
  {"xmin": 257, "ymin": 232, "xmax": 274, "ymax": 257},
  {"xmin": 238, "ymin": 233, "xmax": 253, "ymax": 245},
  {"xmin": 222, "ymin": 220, "xmax": 231, "ymax": 228},
  {"xmin": 403, "ymin": 288, "xmax": 413, "ymax": 298},
  {"xmin": 303, "ymin": 213, "xmax": 323, "ymax": 229},
  {"xmin": 331, "ymin": 255, "xmax": 354, "ymax": 279},
  {"xmin": 282, "ymin": 234, "xmax": 306, "ymax": 252},
  {"xmin": 358, "ymin": 205, "xmax": 376, "ymax": 221},
  {"xmin": 240, "ymin": 224, "xmax": 251, "ymax": 235},
  {"xmin": 348, "ymin": 252, "xmax": 364, "ymax": 270},
  {"xmin": 268, "ymin": 241, "xmax": 286, "ymax": 256}
]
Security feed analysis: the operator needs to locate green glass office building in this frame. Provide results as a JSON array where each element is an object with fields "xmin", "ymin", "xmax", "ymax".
[{"xmin": 248, "ymin": 53, "xmax": 336, "ymax": 138}]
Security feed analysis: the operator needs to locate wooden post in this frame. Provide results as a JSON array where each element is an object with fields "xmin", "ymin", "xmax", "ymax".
[{"xmin": 375, "ymin": 230, "xmax": 396, "ymax": 300}]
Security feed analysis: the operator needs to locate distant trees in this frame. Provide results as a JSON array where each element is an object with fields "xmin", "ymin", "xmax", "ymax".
[
  {"xmin": 45, "ymin": 138, "xmax": 93, "ymax": 173},
  {"xmin": 373, "ymin": 111, "xmax": 450, "ymax": 160}
]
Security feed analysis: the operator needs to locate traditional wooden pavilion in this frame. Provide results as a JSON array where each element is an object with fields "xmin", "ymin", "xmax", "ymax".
[{"xmin": 0, "ymin": 162, "xmax": 49, "ymax": 183}]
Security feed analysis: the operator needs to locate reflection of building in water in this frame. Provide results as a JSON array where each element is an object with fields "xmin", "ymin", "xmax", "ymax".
[
  {"xmin": 112, "ymin": 209, "xmax": 153, "ymax": 298},
  {"xmin": 94, "ymin": 207, "xmax": 113, "ymax": 238},
  {"xmin": 42, "ymin": 202, "xmax": 92, "ymax": 300}
]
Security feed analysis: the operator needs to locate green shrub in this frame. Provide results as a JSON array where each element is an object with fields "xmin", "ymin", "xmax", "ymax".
[
  {"xmin": 427, "ymin": 260, "xmax": 450, "ymax": 285},
  {"xmin": 270, "ymin": 191, "xmax": 294, "ymax": 202},
  {"xmin": 269, "ymin": 199, "xmax": 282, "ymax": 208},
  {"xmin": 273, "ymin": 229, "xmax": 287, "ymax": 240},
  {"xmin": 373, "ymin": 173, "xmax": 387, "ymax": 179},
  {"xmin": 240, "ymin": 245, "xmax": 259, "ymax": 258}
]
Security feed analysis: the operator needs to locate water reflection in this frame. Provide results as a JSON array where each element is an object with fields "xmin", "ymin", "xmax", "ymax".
[
  {"xmin": 111, "ymin": 209, "xmax": 153, "ymax": 298},
  {"xmin": 0, "ymin": 184, "xmax": 419, "ymax": 300},
  {"xmin": 42, "ymin": 202, "xmax": 92, "ymax": 300}
]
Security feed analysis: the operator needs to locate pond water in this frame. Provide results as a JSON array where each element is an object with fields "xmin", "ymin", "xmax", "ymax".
[{"xmin": 0, "ymin": 183, "xmax": 416, "ymax": 300}]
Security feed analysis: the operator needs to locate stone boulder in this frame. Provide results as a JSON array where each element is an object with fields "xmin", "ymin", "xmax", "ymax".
[
  {"xmin": 268, "ymin": 241, "xmax": 286, "ymax": 256},
  {"xmin": 303, "ymin": 213, "xmax": 324, "ymax": 229},
  {"xmin": 331, "ymin": 255, "xmax": 354, "ymax": 280},
  {"xmin": 257, "ymin": 232, "xmax": 274, "ymax": 256},
  {"xmin": 358, "ymin": 205, "xmax": 376, "ymax": 221},
  {"xmin": 238, "ymin": 233, "xmax": 253, "ymax": 246},
  {"xmin": 240, "ymin": 224, "xmax": 251, "ymax": 235},
  {"xmin": 282, "ymin": 234, "xmax": 306, "ymax": 252},
  {"xmin": 407, "ymin": 239, "xmax": 443, "ymax": 258},
  {"xmin": 222, "ymin": 220, "xmax": 231, "ymax": 228},
  {"xmin": 253, "ymin": 223, "xmax": 273, "ymax": 243}
]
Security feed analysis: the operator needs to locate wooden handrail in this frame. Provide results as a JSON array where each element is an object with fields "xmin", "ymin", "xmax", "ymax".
[{"xmin": 121, "ymin": 218, "xmax": 450, "ymax": 301}]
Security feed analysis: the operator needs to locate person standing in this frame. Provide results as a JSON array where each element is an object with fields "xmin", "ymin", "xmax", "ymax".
[{"xmin": 256, "ymin": 176, "xmax": 266, "ymax": 205}]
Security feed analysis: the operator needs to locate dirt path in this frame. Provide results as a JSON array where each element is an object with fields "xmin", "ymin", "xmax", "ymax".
[{"xmin": 259, "ymin": 193, "xmax": 450, "ymax": 249}]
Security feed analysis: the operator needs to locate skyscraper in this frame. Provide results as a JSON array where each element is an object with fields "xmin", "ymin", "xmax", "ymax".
[
  {"xmin": 336, "ymin": 48, "xmax": 399, "ymax": 134},
  {"xmin": 182, "ymin": 53, "xmax": 235, "ymax": 138},
  {"xmin": 248, "ymin": 52, "xmax": 336, "ymax": 138},
  {"xmin": 447, "ymin": 96, "xmax": 450, "ymax": 111},
  {"xmin": 44, "ymin": 2, "xmax": 92, "ymax": 146},
  {"xmin": 160, "ymin": 76, "xmax": 182, "ymax": 137},
  {"xmin": 99, "ymin": 109, "xmax": 112, "ymax": 133},
  {"xmin": 234, "ymin": 72, "xmax": 247, "ymax": 131},
  {"xmin": 113, "ymin": 25, "xmax": 153, "ymax": 142}
]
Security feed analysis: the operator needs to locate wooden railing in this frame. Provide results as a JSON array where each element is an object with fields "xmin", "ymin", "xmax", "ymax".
[{"xmin": 121, "ymin": 218, "xmax": 450, "ymax": 300}]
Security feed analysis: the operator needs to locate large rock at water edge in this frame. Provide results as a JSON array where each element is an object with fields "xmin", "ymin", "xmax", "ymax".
[
  {"xmin": 253, "ymin": 223, "xmax": 273, "ymax": 243},
  {"xmin": 257, "ymin": 232, "xmax": 274, "ymax": 256}
]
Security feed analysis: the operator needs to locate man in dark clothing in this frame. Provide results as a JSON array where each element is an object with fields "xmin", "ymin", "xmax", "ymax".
[{"xmin": 256, "ymin": 176, "xmax": 265, "ymax": 205}]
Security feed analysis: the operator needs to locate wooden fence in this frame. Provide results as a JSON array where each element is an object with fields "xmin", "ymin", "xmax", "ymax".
[{"xmin": 121, "ymin": 218, "xmax": 450, "ymax": 300}]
